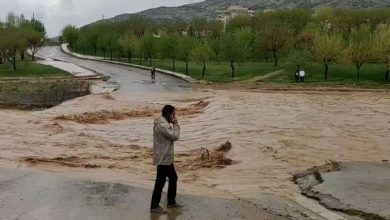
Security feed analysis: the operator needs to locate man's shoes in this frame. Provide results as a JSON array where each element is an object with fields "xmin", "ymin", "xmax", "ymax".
[
  {"xmin": 150, "ymin": 206, "xmax": 168, "ymax": 214},
  {"xmin": 167, "ymin": 203, "xmax": 184, "ymax": 209}
]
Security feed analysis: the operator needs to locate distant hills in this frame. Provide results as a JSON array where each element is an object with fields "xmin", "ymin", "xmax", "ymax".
[{"xmin": 99, "ymin": 0, "xmax": 390, "ymax": 24}]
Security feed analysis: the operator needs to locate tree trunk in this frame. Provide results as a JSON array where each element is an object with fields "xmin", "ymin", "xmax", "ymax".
[
  {"xmin": 140, "ymin": 54, "xmax": 142, "ymax": 65},
  {"xmin": 231, "ymin": 60, "xmax": 235, "ymax": 79},
  {"xmin": 149, "ymin": 54, "xmax": 153, "ymax": 66},
  {"xmin": 0, "ymin": 55, "xmax": 3, "ymax": 64},
  {"xmin": 110, "ymin": 49, "xmax": 113, "ymax": 61},
  {"xmin": 272, "ymin": 50, "xmax": 278, "ymax": 66},
  {"xmin": 32, "ymin": 53, "xmax": 35, "ymax": 61},
  {"xmin": 172, "ymin": 57, "xmax": 176, "ymax": 71},
  {"xmin": 356, "ymin": 64, "xmax": 361, "ymax": 80},
  {"xmin": 325, "ymin": 63, "xmax": 329, "ymax": 81},
  {"xmin": 202, "ymin": 60, "xmax": 206, "ymax": 79},
  {"xmin": 185, "ymin": 61, "xmax": 189, "ymax": 75},
  {"xmin": 128, "ymin": 50, "xmax": 132, "ymax": 63},
  {"xmin": 20, "ymin": 51, "xmax": 25, "ymax": 61},
  {"xmin": 265, "ymin": 52, "xmax": 269, "ymax": 63},
  {"xmin": 386, "ymin": 69, "xmax": 389, "ymax": 81},
  {"xmin": 94, "ymin": 46, "xmax": 97, "ymax": 56},
  {"xmin": 12, "ymin": 56, "xmax": 16, "ymax": 71}
]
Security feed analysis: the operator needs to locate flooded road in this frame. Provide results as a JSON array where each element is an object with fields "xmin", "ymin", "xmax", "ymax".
[{"xmin": 0, "ymin": 47, "xmax": 389, "ymax": 218}]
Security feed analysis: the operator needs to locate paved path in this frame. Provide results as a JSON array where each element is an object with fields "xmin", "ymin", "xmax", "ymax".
[
  {"xmin": 37, "ymin": 47, "xmax": 190, "ymax": 93},
  {"xmin": 0, "ymin": 168, "xmax": 289, "ymax": 220}
]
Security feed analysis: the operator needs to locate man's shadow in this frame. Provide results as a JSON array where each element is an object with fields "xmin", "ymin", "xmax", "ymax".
[{"xmin": 150, "ymin": 210, "xmax": 182, "ymax": 220}]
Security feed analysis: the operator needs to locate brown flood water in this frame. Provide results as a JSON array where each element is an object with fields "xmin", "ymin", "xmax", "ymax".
[{"xmin": 0, "ymin": 89, "xmax": 389, "ymax": 201}]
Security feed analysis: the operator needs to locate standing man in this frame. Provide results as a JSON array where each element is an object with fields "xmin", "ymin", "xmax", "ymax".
[
  {"xmin": 299, "ymin": 69, "xmax": 306, "ymax": 82},
  {"xmin": 150, "ymin": 105, "xmax": 183, "ymax": 214}
]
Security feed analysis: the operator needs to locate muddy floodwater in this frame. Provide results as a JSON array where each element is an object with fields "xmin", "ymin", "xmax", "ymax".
[{"xmin": 0, "ymin": 89, "xmax": 389, "ymax": 203}]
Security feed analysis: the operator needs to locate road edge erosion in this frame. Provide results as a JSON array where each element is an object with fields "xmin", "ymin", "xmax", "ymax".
[
  {"xmin": 60, "ymin": 44, "xmax": 196, "ymax": 84},
  {"xmin": 293, "ymin": 161, "xmax": 390, "ymax": 220}
]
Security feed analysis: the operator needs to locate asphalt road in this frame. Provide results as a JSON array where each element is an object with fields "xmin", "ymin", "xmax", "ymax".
[
  {"xmin": 0, "ymin": 168, "xmax": 289, "ymax": 220},
  {"xmin": 37, "ymin": 47, "xmax": 191, "ymax": 93}
]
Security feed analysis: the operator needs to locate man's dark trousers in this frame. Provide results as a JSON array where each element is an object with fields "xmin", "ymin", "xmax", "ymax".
[{"xmin": 150, "ymin": 164, "xmax": 177, "ymax": 209}]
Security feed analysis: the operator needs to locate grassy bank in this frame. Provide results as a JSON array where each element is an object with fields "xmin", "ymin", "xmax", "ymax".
[
  {"xmin": 0, "ymin": 61, "xmax": 70, "ymax": 78},
  {"xmin": 0, "ymin": 80, "xmax": 91, "ymax": 109},
  {"xmin": 74, "ymin": 49, "xmax": 389, "ymax": 88}
]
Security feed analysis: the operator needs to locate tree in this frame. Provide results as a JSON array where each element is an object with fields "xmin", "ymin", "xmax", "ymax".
[
  {"xmin": 222, "ymin": 28, "xmax": 254, "ymax": 78},
  {"xmin": 0, "ymin": 28, "xmax": 27, "ymax": 70},
  {"xmin": 191, "ymin": 18, "xmax": 207, "ymax": 39},
  {"xmin": 310, "ymin": 32, "xmax": 346, "ymax": 80},
  {"xmin": 373, "ymin": 24, "xmax": 390, "ymax": 81},
  {"xmin": 348, "ymin": 25, "xmax": 373, "ymax": 80},
  {"xmin": 178, "ymin": 37, "xmax": 195, "ymax": 75},
  {"xmin": 118, "ymin": 32, "xmax": 137, "ymax": 63},
  {"xmin": 97, "ymin": 33, "xmax": 109, "ymax": 59},
  {"xmin": 84, "ymin": 25, "xmax": 100, "ymax": 55},
  {"xmin": 260, "ymin": 21, "xmax": 292, "ymax": 66},
  {"xmin": 62, "ymin": 25, "xmax": 79, "ymax": 49},
  {"xmin": 226, "ymin": 15, "xmax": 252, "ymax": 32},
  {"xmin": 26, "ymin": 30, "xmax": 44, "ymax": 61},
  {"xmin": 141, "ymin": 32, "xmax": 156, "ymax": 66},
  {"xmin": 191, "ymin": 41, "xmax": 214, "ymax": 79},
  {"xmin": 159, "ymin": 33, "xmax": 180, "ymax": 71},
  {"xmin": 208, "ymin": 21, "xmax": 224, "ymax": 63}
]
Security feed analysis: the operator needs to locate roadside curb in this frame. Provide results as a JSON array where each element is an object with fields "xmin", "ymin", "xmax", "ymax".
[{"xmin": 61, "ymin": 44, "xmax": 196, "ymax": 83}]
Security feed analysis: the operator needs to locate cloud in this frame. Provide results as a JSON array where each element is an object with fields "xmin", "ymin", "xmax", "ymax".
[{"xmin": 0, "ymin": 0, "xmax": 203, "ymax": 37}]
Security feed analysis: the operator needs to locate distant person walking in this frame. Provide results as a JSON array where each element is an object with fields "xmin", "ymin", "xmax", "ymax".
[
  {"xmin": 151, "ymin": 67, "xmax": 156, "ymax": 83},
  {"xmin": 150, "ymin": 105, "xmax": 183, "ymax": 214}
]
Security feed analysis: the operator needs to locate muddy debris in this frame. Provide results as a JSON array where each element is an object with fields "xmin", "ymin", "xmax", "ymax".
[
  {"xmin": 54, "ymin": 109, "xmax": 156, "ymax": 124},
  {"xmin": 178, "ymin": 141, "xmax": 235, "ymax": 171},
  {"xmin": 23, "ymin": 156, "xmax": 102, "ymax": 169}
]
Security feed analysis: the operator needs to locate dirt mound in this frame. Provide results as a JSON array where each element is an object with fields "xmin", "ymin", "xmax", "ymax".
[
  {"xmin": 55, "ymin": 109, "xmax": 156, "ymax": 124},
  {"xmin": 177, "ymin": 141, "xmax": 235, "ymax": 171}
]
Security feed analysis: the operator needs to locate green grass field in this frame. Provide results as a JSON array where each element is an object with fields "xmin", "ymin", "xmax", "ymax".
[
  {"xmin": 0, "ymin": 61, "xmax": 70, "ymax": 77},
  {"xmin": 136, "ymin": 59, "xmax": 284, "ymax": 82},
  {"xmin": 74, "ymin": 48, "xmax": 389, "ymax": 88}
]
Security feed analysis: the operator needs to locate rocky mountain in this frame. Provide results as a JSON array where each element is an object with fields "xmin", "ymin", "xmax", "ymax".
[{"xmin": 106, "ymin": 0, "xmax": 390, "ymax": 22}]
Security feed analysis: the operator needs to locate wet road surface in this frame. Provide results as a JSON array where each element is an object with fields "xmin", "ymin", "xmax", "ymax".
[
  {"xmin": 37, "ymin": 47, "xmax": 190, "ymax": 93},
  {"xmin": 0, "ymin": 168, "xmax": 288, "ymax": 220}
]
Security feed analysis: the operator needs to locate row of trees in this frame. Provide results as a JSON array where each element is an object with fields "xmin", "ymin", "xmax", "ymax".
[
  {"xmin": 0, "ymin": 12, "xmax": 46, "ymax": 70},
  {"xmin": 63, "ymin": 8, "xmax": 390, "ymax": 80}
]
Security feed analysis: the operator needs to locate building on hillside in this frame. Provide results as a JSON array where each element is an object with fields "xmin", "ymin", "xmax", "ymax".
[{"xmin": 216, "ymin": 6, "xmax": 255, "ymax": 26}]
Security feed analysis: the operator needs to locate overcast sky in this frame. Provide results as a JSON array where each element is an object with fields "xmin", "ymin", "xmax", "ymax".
[{"xmin": 0, "ymin": 0, "xmax": 203, "ymax": 37}]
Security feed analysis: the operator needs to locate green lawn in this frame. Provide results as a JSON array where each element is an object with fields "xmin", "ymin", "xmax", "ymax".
[
  {"xmin": 135, "ymin": 59, "xmax": 284, "ymax": 82},
  {"xmin": 0, "ymin": 61, "xmax": 70, "ymax": 77},
  {"xmin": 73, "ymin": 48, "xmax": 389, "ymax": 88}
]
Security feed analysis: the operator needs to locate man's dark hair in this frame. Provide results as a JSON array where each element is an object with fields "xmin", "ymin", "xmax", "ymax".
[{"xmin": 162, "ymin": 105, "xmax": 175, "ymax": 122}]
